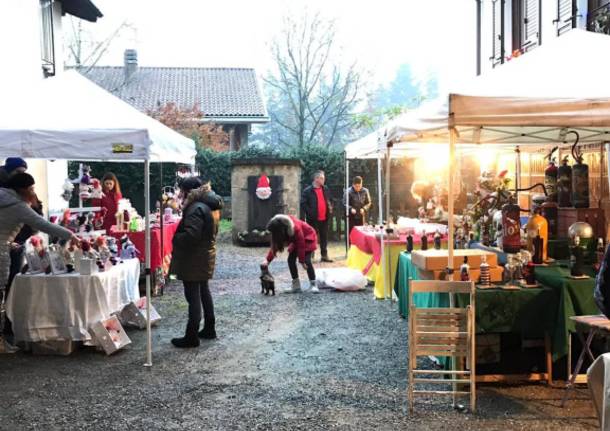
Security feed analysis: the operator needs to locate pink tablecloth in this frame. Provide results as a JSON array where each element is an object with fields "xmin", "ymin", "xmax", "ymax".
[
  {"xmin": 109, "ymin": 221, "xmax": 180, "ymax": 273},
  {"xmin": 349, "ymin": 226, "xmax": 446, "ymax": 264}
]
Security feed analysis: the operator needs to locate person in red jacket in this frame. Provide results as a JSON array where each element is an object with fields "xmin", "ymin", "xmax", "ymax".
[
  {"xmin": 91, "ymin": 172, "xmax": 123, "ymax": 232},
  {"xmin": 261, "ymin": 214, "xmax": 319, "ymax": 293}
]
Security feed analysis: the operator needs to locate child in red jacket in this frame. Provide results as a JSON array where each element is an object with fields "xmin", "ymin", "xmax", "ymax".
[{"xmin": 262, "ymin": 214, "xmax": 319, "ymax": 293}]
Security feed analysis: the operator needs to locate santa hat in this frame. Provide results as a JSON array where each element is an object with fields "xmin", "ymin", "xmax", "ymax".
[{"xmin": 257, "ymin": 174, "xmax": 270, "ymax": 189}]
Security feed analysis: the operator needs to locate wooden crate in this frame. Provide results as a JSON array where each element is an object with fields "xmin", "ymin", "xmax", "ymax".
[
  {"xmin": 557, "ymin": 207, "xmax": 605, "ymax": 240},
  {"xmin": 411, "ymin": 249, "xmax": 498, "ymax": 271}
]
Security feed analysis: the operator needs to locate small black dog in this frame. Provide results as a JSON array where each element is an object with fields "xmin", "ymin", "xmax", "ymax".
[{"xmin": 260, "ymin": 265, "xmax": 275, "ymax": 296}]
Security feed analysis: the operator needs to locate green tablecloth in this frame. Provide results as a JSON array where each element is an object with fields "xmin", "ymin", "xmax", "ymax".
[
  {"xmin": 534, "ymin": 263, "xmax": 598, "ymax": 361},
  {"xmin": 395, "ymin": 252, "xmax": 562, "ymax": 359},
  {"xmin": 396, "ymin": 253, "xmax": 447, "ymax": 318}
]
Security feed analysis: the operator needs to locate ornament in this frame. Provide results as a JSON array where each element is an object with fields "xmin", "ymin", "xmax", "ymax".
[
  {"xmin": 79, "ymin": 165, "xmax": 92, "ymax": 200},
  {"xmin": 255, "ymin": 173, "xmax": 272, "ymax": 200},
  {"xmin": 90, "ymin": 178, "xmax": 104, "ymax": 200},
  {"xmin": 61, "ymin": 178, "xmax": 74, "ymax": 202}
]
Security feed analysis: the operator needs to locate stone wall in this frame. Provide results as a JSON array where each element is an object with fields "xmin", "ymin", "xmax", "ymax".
[{"xmin": 231, "ymin": 158, "xmax": 302, "ymax": 243}]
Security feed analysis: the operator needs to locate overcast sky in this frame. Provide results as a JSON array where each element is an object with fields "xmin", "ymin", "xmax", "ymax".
[{"xmin": 68, "ymin": 0, "xmax": 476, "ymax": 93}]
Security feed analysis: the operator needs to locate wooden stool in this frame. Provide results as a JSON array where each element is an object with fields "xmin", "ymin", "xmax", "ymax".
[{"xmin": 562, "ymin": 315, "xmax": 610, "ymax": 407}]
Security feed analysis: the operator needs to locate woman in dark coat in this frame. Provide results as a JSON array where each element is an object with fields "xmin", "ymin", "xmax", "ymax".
[{"xmin": 169, "ymin": 177, "xmax": 223, "ymax": 348}]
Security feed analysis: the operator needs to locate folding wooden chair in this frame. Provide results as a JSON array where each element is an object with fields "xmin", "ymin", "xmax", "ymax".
[{"xmin": 408, "ymin": 280, "xmax": 476, "ymax": 413}]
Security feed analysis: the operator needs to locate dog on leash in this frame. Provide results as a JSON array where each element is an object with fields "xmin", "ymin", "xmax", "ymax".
[{"xmin": 260, "ymin": 265, "xmax": 275, "ymax": 296}]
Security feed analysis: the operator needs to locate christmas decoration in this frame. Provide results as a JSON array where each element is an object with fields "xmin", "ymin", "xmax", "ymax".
[{"xmin": 255, "ymin": 173, "xmax": 272, "ymax": 200}]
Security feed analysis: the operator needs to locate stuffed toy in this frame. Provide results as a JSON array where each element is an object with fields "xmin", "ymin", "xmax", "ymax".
[
  {"xmin": 93, "ymin": 208, "xmax": 107, "ymax": 231},
  {"xmin": 85, "ymin": 212, "xmax": 95, "ymax": 233},
  {"xmin": 79, "ymin": 166, "xmax": 92, "ymax": 200},
  {"xmin": 90, "ymin": 178, "xmax": 104, "ymax": 200},
  {"xmin": 61, "ymin": 178, "xmax": 74, "ymax": 202},
  {"xmin": 106, "ymin": 237, "xmax": 119, "ymax": 265},
  {"xmin": 119, "ymin": 235, "xmax": 140, "ymax": 260},
  {"xmin": 95, "ymin": 236, "xmax": 111, "ymax": 263},
  {"xmin": 29, "ymin": 236, "xmax": 51, "ymax": 274},
  {"xmin": 76, "ymin": 213, "xmax": 87, "ymax": 233}
]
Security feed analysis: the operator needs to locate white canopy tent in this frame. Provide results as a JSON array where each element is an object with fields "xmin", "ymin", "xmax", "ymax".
[
  {"xmin": 0, "ymin": 70, "xmax": 197, "ymax": 365},
  {"xmin": 379, "ymin": 29, "xmax": 610, "ymax": 282}
]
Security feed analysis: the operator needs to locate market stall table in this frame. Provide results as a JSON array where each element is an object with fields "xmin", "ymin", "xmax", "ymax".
[
  {"xmin": 396, "ymin": 252, "xmax": 557, "ymax": 382},
  {"xmin": 109, "ymin": 221, "xmax": 180, "ymax": 274},
  {"xmin": 348, "ymin": 226, "xmax": 446, "ymax": 299},
  {"xmin": 6, "ymin": 259, "xmax": 140, "ymax": 343}
]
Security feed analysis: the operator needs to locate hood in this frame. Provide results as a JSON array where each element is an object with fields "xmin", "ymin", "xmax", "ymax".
[
  {"xmin": 268, "ymin": 214, "xmax": 294, "ymax": 236},
  {"xmin": 0, "ymin": 187, "xmax": 22, "ymax": 209},
  {"xmin": 184, "ymin": 185, "xmax": 224, "ymax": 211}
]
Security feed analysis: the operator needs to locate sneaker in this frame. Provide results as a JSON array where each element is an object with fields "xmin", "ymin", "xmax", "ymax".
[
  {"xmin": 311, "ymin": 283, "xmax": 320, "ymax": 294},
  {"xmin": 283, "ymin": 279, "xmax": 302, "ymax": 294}
]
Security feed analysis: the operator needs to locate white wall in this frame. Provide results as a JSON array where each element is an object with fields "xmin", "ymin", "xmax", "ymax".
[{"xmin": 0, "ymin": 0, "xmax": 68, "ymax": 215}]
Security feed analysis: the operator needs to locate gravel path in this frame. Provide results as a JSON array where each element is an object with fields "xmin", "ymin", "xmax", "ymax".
[{"xmin": 0, "ymin": 242, "xmax": 599, "ymax": 430}]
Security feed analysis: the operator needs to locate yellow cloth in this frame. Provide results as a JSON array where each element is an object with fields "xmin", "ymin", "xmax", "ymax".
[{"xmin": 346, "ymin": 244, "xmax": 404, "ymax": 299}]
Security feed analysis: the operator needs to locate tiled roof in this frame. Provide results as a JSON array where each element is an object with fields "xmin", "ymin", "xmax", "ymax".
[{"xmin": 80, "ymin": 66, "xmax": 269, "ymax": 123}]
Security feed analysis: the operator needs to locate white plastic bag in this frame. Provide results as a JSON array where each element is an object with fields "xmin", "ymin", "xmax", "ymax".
[{"xmin": 316, "ymin": 268, "xmax": 367, "ymax": 291}]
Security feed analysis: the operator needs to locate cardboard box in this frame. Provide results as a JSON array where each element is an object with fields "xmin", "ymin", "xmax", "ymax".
[
  {"xmin": 117, "ymin": 297, "xmax": 162, "ymax": 329},
  {"xmin": 420, "ymin": 266, "xmax": 504, "ymax": 283},
  {"xmin": 28, "ymin": 340, "xmax": 77, "ymax": 356},
  {"xmin": 89, "ymin": 316, "xmax": 131, "ymax": 355},
  {"xmin": 411, "ymin": 249, "xmax": 498, "ymax": 271}
]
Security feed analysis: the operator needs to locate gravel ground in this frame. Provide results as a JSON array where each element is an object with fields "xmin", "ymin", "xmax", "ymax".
[{"xmin": 0, "ymin": 242, "xmax": 600, "ymax": 430}]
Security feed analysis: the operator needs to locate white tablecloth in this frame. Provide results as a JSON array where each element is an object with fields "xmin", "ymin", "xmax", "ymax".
[{"xmin": 6, "ymin": 259, "xmax": 140, "ymax": 342}]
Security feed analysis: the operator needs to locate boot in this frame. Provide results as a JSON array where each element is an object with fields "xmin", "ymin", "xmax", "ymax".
[
  {"xmin": 198, "ymin": 319, "xmax": 216, "ymax": 339},
  {"xmin": 310, "ymin": 280, "xmax": 320, "ymax": 294},
  {"xmin": 283, "ymin": 279, "xmax": 302, "ymax": 293},
  {"xmin": 171, "ymin": 322, "xmax": 200, "ymax": 348},
  {"xmin": 321, "ymin": 254, "xmax": 334, "ymax": 263}
]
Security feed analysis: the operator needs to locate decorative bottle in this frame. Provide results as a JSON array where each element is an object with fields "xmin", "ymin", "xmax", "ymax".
[
  {"xmin": 544, "ymin": 155, "xmax": 558, "ymax": 203},
  {"xmin": 479, "ymin": 255, "xmax": 491, "ymax": 287},
  {"xmin": 557, "ymin": 156, "xmax": 572, "ymax": 207},
  {"xmin": 501, "ymin": 196, "xmax": 521, "ymax": 254},
  {"xmin": 421, "ymin": 232, "xmax": 428, "ymax": 251},
  {"xmin": 406, "ymin": 234, "xmax": 413, "ymax": 253},
  {"xmin": 460, "ymin": 256, "xmax": 470, "ymax": 281}
]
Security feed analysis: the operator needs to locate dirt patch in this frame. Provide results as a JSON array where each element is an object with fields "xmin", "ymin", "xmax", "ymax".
[{"xmin": 0, "ymin": 242, "xmax": 598, "ymax": 430}]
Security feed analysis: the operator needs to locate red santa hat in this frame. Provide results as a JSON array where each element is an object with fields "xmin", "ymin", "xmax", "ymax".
[{"xmin": 257, "ymin": 174, "xmax": 270, "ymax": 189}]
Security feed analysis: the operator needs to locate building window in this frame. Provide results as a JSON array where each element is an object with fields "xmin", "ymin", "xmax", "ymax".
[
  {"xmin": 588, "ymin": 0, "xmax": 610, "ymax": 34},
  {"xmin": 512, "ymin": 0, "xmax": 541, "ymax": 53},
  {"xmin": 556, "ymin": 0, "xmax": 578, "ymax": 36},
  {"xmin": 40, "ymin": 0, "xmax": 55, "ymax": 77}
]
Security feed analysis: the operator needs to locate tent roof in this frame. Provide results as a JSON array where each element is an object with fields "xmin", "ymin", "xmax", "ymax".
[
  {"xmin": 0, "ymin": 70, "xmax": 196, "ymax": 164},
  {"xmin": 387, "ymin": 30, "xmax": 610, "ymax": 147}
]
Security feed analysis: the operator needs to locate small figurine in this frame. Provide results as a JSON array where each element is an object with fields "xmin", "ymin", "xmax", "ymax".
[
  {"xmin": 107, "ymin": 237, "xmax": 119, "ymax": 265},
  {"xmin": 120, "ymin": 235, "xmax": 140, "ymax": 260},
  {"xmin": 79, "ymin": 165, "xmax": 92, "ymax": 200},
  {"xmin": 61, "ymin": 178, "xmax": 74, "ymax": 202},
  {"xmin": 433, "ymin": 230, "xmax": 442, "ymax": 250},
  {"xmin": 90, "ymin": 178, "xmax": 104, "ymax": 200}
]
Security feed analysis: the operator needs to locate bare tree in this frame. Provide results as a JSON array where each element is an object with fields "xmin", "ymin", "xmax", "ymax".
[
  {"xmin": 264, "ymin": 12, "xmax": 362, "ymax": 148},
  {"xmin": 64, "ymin": 17, "xmax": 134, "ymax": 73}
]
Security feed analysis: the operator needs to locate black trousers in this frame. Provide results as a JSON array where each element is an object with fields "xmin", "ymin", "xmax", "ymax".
[
  {"xmin": 287, "ymin": 251, "xmax": 316, "ymax": 281},
  {"xmin": 183, "ymin": 280, "xmax": 215, "ymax": 334},
  {"xmin": 310, "ymin": 219, "xmax": 329, "ymax": 257},
  {"xmin": 348, "ymin": 216, "xmax": 364, "ymax": 238}
]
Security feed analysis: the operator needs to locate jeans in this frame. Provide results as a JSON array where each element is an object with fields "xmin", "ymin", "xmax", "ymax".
[
  {"xmin": 288, "ymin": 251, "xmax": 316, "ymax": 281},
  {"xmin": 311, "ymin": 219, "xmax": 329, "ymax": 257},
  {"xmin": 183, "ymin": 280, "xmax": 215, "ymax": 334}
]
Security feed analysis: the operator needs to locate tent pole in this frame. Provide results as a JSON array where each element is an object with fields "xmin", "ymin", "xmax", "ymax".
[
  {"xmin": 159, "ymin": 162, "xmax": 164, "ymax": 294},
  {"xmin": 448, "ymin": 128, "xmax": 456, "ymax": 281},
  {"xmin": 385, "ymin": 146, "xmax": 392, "ymax": 301},
  {"xmin": 345, "ymin": 154, "xmax": 350, "ymax": 255},
  {"xmin": 377, "ymin": 153, "xmax": 383, "ymax": 225},
  {"xmin": 144, "ymin": 159, "xmax": 153, "ymax": 368}
]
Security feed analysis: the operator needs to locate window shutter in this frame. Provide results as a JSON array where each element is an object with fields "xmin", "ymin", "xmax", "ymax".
[
  {"xmin": 522, "ymin": 0, "xmax": 540, "ymax": 51},
  {"xmin": 491, "ymin": 0, "xmax": 505, "ymax": 67},
  {"xmin": 556, "ymin": 0, "xmax": 577, "ymax": 35}
]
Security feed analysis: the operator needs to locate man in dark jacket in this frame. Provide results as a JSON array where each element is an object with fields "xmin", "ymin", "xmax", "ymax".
[
  {"xmin": 344, "ymin": 176, "xmax": 372, "ymax": 238},
  {"xmin": 169, "ymin": 177, "xmax": 223, "ymax": 348},
  {"xmin": 0, "ymin": 157, "xmax": 28, "ymax": 187},
  {"xmin": 301, "ymin": 170, "xmax": 333, "ymax": 262}
]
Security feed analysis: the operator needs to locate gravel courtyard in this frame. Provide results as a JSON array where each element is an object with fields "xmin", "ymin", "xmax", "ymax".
[{"xmin": 0, "ymin": 242, "xmax": 599, "ymax": 430}]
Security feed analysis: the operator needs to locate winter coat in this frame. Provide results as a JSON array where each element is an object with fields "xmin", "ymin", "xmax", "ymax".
[
  {"xmin": 0, "ymin": 188, "xmax": 72, "ymax": 287},
  {"xmin": 343, "ymin": 186, "xmax": 372, "ymax": 223},
  {"xmin": 169, "ymin": 187, "xmax": 223, "ymax": 282},
  {"xmin": 0, "ymin": 167, "xmax": 9, "ymax": 188},
  {"xmin": 92, "ymin": 189, "xmax": 122, "ymax": 232},
  {"xmin": 301, "ymin": 184, "xmax": 332, "ymax": 223},
  {"xmin": 266, "ymin": 215, "xmax": 318, "ymax": 264}
]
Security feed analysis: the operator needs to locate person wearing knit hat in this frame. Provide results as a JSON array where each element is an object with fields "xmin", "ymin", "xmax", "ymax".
[
  {"xmin": 0, "ymin": 157, "xmax": 28, "ymax": 187},
  {"xmin": 0, "ymin": 173, "xmax": 75, "ymax": 293}
]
